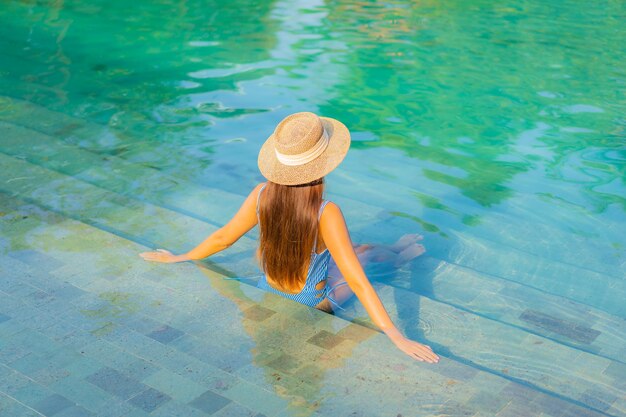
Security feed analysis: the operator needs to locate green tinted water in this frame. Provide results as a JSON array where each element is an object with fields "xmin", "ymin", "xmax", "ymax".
[{"xmin": 1, "ymin": 0, "xmax": 625, "ymax": 360}]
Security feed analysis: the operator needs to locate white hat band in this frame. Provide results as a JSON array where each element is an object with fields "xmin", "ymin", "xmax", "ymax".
[{"xmin": 274, "ymin": 127, "xmax": 329, "ymax": 166}]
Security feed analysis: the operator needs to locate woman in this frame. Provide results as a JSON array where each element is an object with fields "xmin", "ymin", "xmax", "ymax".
[{"xmin": 140, "ymin": 112, "xmax": 439, "ymax": 363}]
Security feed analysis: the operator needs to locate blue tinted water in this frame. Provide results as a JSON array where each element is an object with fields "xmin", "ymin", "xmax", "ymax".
[{"xmin": 1, "ymin": 0, "xmax": 625, "ymax": 414}]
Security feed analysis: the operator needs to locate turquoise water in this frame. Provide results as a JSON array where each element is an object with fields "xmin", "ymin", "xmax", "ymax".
[{"xmin": 1, "ymin": 0, "xmax": 625, "ymax": 415}]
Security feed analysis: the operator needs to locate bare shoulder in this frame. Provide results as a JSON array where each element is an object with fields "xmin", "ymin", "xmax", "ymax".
[
  {"xmin": 320, "ymin": 201, "xmax": 347, "ymax": 226},
  {"xmin": 321, "ymin": 200, "xmax": 342, "ymax": 216},
  {"xmin": 253, "ymin": 182, "xmax": 267, "ymax": 193},
  {"xmin": 247, "ymin": 182, "xmax": 266, "ymax": 199}
]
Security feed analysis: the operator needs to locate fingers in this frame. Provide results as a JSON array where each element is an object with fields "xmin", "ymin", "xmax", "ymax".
[
  {"xmin": 401, "ymin": 341, "xmax": 439, "ymax": 363},
  {"xmin": 416, "ymin": 343, "xmax": 439, "ymax": 362},
  {"xmin": 139, "ymin": 252, "xmax": 158, "ymax": 261},
  {"xmin": 139, "ymin": 251, "xmax": 169, "ymax": 262},
  {"xmin": 414, "ymin": 351, "xmax": 438, "ymax": 363}
]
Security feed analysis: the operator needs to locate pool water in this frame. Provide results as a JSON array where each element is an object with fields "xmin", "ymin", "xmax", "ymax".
[{"xmin": 1, "ymin": 0, "xmax": 625, "ymax": 416}]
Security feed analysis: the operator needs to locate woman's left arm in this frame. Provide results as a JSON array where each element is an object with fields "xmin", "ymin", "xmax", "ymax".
[{"xmin": 139, "ymin": 183, "xmax": 264, "ymax": 263}]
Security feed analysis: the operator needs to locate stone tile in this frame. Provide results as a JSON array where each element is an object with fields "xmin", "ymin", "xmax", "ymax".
[
  {"xmin": 438, "ymin": 400, "xmax": 476, "ymax": 416},
  {"xmin": 433, "ymin": 361, "xmax": 479, "ymax": 382},
  {"xmin": 89, "ymin": 401, "xmax": 136, "ymax": 417},
  {"xmin": 116, "ymin": 408, "xmax": 150, "ymax": 417},
  {"xmin": 11, "ymin": 329, "xmax": 62, "ymax": 357},
  {"xmin": 143, "ymin": 369, "xmax": 207, "ymax": 403},
  {"xmin": 80, "ymin": 339, "xmax": 158, "ymax": 380},
  {"xmin": 8, "ymin": 352, "xmax": 49, "ymax": 376},
  {"xmin": 519, "ymin": 310, "xmax": 600, "ymax": 344},
  {"xmin": 266, "ymin": 353, "xmax": 301, "ymax": 374},
  {"xmin": 213, "ymin": 401, "xmax": 259, "ymax": 417},
  {"xmin": 602, "ymin": 360, "xmax": 626, "ymax": 382},
  {"xmin": 221, "ymin": 380, "xmax": 287, "ymax": 416},
  {"xmin": 8, "ymin": 249, "xmax": 64, "ymax": 272},
  {"xmin": 85, "ymin": 367, "xmax": 148, "ymax": 400},
  {"xmin": 31, "ymin": 364, "xmax": 71, "ymax": 386},
  {"xmin": 146, "ymin": 325, "xmax": 185, "ymax": 344},
  {"xmin": 0, "ymin": 365, "xmax": 34, "ymax": 394},
  {"xmin": 188, "ymin": 390, "xmax": 231, "ymax": 414},
  {"xmin": 578, "ymin": 388, "xmax": 617, "ymax": 412},
  {"xmin": 336, "ymin": 322, "xmax": 377, "ymax": 342},
  {"xmin": 306, "ymin": 330, "xmax": 346, "ymax": 349},
  {"xmin": 243, "ymin": 305, "xmax": 276, "ymax": 322},
  {"xmin": 0, "ymin": 312, "xmax": 9, "ymax": 324},
  {"xmin": 531, "ymin": 394, "xmax": 574, "ymax": 417},
  {"xmin": 48, "ymin": 284, "xmax": 85, "ymax": 301},
  {"xmin": 499, "ymin": 382, "xmax": 539, "ymax": 403},
  {"xmin": 61, "ymin": 355, "xmax": 103, "ymax": 380},
  {"xmin": 174, "ymin": 358, "xmax": 238, "ymax": 390},
  {"xmin": 38, "ymin": 320, "xmax": 79, "ymax": 343},
  {"xmin": 0, "ymin": 394, "xmax": 42, "ymax": 417},
  {"xmin": 496, "ymin": 400, "xmax": 542, "ymax": 417},
  {"xmin": 55, "ymin": 405, "xmax": 97, "ymax": 417},
  {"xmin": 51, "ymin": 375, "xmax": 117, "ymax": 411},
  {"xmin": 0, "ymin": 339, "xmax": 31, "ymax": 365},
  {"xmin": 33, "ymin": 394, "xmax": 75, "ymax": 416},
  {"xmin": 465, "ymin": 391, "xmax": 510, "ymax": 414},
  {"xmin": 128, "ymin": 388, "xmax": 171, "ymax": 413},
  {"xmin": 11, "ymin": 381, "xmax": 53, "ymax": 407},
  {"xmin": 120, "ymin": 315, "xmax": 163, "ymax": 334},
  {"xmin": 149, "ymin": 400, "xmax": 208, "ymax": 417},
  {"xmin": 175, "ymin": 337, "xmax": 250, "ymax": 373},
  {"xmin": 560, "ymin": 404, "xmax": 605, "ymax": 417}
]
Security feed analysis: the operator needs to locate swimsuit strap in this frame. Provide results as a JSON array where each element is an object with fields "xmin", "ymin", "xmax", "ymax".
[
  {"xmin": 312, "ymin": 200, "xmax": 330, "ymax": 253},
  {"xmin": 256, "ymin": 183, "xmax": 267, "ymax": 223}
]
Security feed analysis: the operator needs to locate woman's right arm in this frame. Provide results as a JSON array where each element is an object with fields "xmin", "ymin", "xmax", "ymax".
[
  {"xmin": 320, "ymin": 202, "xmax": 439, "ymax": 363},
  {"xmin": 140, "ymin": 183, "xmax": 264, "ymax": 263}
]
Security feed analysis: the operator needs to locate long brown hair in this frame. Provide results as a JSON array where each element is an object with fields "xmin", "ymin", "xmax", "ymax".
[{"xmin": 258, "ymin": 178, "xmax": 325, "ymax": 291}]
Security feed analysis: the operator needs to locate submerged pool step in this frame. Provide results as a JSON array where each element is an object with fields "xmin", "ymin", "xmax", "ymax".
[
  {"xmin": 340, "ymin": 280, "xmax": 625, "ymax": 416},
  {"xmin": 0, "ymin": 88, "xmax": 620, "ymax": 281},
  {"xmin": 0, "ymin": 150, "xmax": 622, "ymax": 415},
  {"xmin": 5, "ymin": 99, "xmax": 624, "ymax": 412},
  {"xmin": 1, "ymin": 87, "xmax": 620, "ymax": 283},
  {"xmin": 1, "ymin": 120, "xmax": 624, "ymax": 363},
  {"xmin": 354, "ymin": 212, "xmax": 626, "ymax": 319},
  {"xmin": 0, "ymin": 153, "xmax": 256, "ymax": 275},
  {"xmin": 0, "ymin": 194, "xmax": 613, "ymax": 417},
  {"xmin": 369, "ymin": 254, "xmax": 626, "ymax": 363},
  {"xmin": 337, "ymin": 146, "xmax": 625, "ymax": 263},
  {"xmin": 0, "ymin": 96, "xmax": 622, "ymax": 320},
  {"xmin": 0, "ymin": 97, "xmax": 383, "ymax": 232},
  {"xmin": 1, "ymin": 117, "xmax": 624, "ymax": 357},
  {"xmin": 326, "ymin": 167, "xmax": 623, "ymax": 277}
]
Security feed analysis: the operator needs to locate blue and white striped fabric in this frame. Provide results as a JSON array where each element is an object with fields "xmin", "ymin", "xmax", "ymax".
[{"xmin": 255, "ymin": 184, "xmax": 346, "ymax": 311}]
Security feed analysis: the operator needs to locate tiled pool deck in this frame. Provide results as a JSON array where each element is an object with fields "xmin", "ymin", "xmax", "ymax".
[{"xmin": 1, "ymin": 100, "xmax": 625, "ymax": 416}]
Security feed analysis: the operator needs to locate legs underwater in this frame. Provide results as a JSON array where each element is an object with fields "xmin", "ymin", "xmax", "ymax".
[{"xmin": 315, "ymin": 234, "xmax": 425, "ymax": 313}]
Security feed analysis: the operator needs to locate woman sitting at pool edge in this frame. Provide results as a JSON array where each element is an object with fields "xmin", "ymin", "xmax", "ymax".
[{"xmin": 140, "ymin": 112, "xmax": 439, "ymax": 364}]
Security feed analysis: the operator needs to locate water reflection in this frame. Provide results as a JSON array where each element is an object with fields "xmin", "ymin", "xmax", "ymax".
[
  {"xmin": 195, "ymin": 263, "xmax": 375, "ymax": 417},
  {"xmin": 318, "ymin": 0, "xmax": 625, "ymax": 217}
]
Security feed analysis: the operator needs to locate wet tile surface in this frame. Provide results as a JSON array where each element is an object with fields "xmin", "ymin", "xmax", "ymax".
[
  {"xmin": 128, "ymin": 387, "xmax": 171, "ymax": 412},
  {"xmin": 188, "ymin": 390, "xmax": 232, "ymax": 414},
  {"xmin": 0, "ymin": 177, "xmax": 623, "ymax": 417},
  {"xmin": 519, "ymin": 309, "xmax": 601, "ymax": 344},
  {"xmin": 306, "ymin": 330, "xmax": 346, "ymax": 349},
  {"xmin": 32, "ymin": 393, "xmax": 75, "ymax": 416},
  {"xmin": 146, "ymin": 325, "xmax": 185, "ymax": 344},
  {"xmin": 85, "ymin": 367, "xmax": 148, "ymax": 400}
]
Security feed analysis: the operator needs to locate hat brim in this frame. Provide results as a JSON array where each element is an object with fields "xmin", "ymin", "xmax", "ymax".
[{"xmin": 258, "ymin": 117, "xmax": 351, "ymax": 185}]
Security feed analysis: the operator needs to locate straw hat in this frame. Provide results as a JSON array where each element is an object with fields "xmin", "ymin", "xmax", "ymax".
[{"xmin": 258, "ymin": 112, "xmax": 351, "ymax": 185}]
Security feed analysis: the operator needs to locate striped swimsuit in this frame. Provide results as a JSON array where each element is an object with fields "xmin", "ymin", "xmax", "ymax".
[{"xmin": 255, "ymin": 184, "xmax": 346, "ymax": 311}]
